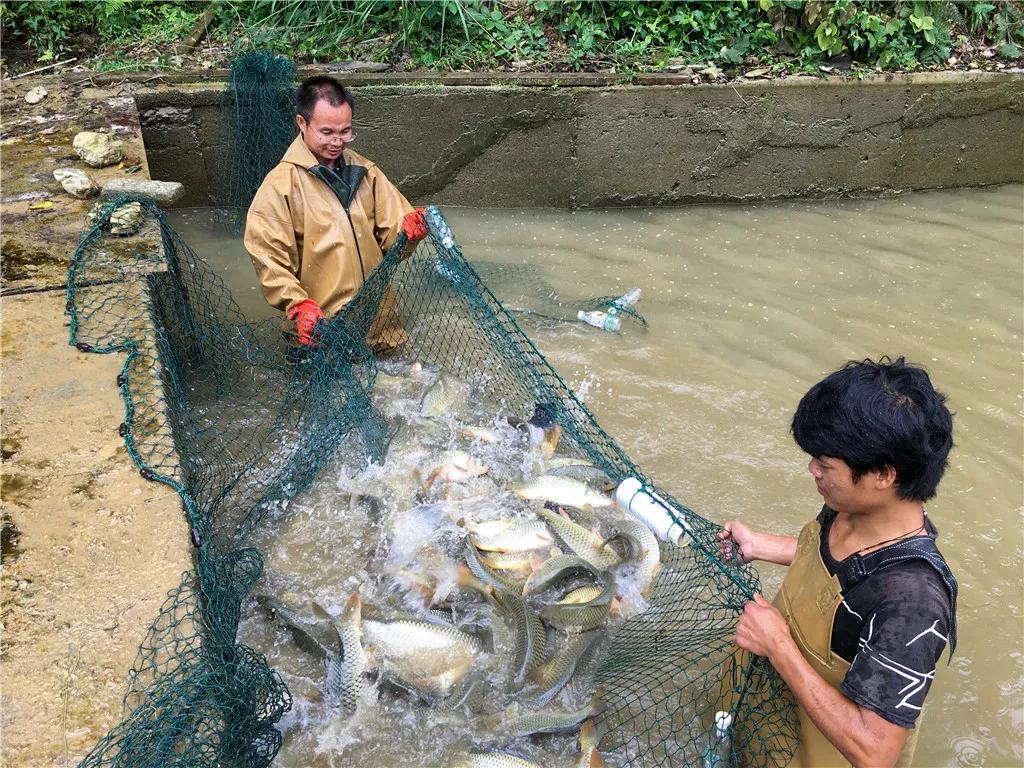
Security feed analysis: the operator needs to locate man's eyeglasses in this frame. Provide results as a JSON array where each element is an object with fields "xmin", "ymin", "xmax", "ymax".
[{"xmin": 327, "ymin": 130, "xmax": 360, "ymax": 143}]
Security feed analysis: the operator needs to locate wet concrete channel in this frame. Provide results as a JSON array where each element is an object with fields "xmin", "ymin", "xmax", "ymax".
[{"xmin": 0, "ymin": 70, "xmax": 1021, "ymax": 766}]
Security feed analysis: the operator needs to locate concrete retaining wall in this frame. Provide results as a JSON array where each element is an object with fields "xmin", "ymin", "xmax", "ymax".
[{"xmin": 137, "ymin": 72, "xmax": 1024, "ymax": 208}]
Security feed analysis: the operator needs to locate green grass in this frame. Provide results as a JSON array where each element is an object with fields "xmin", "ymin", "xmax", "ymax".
[{"xmin": 2, "ymin": 0, "xmax": 1022, "ymax": 73}]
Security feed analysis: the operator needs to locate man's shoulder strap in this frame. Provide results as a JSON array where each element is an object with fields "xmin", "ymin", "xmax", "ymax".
[{"xmin": 837, "ymin": 532, "xmax": 959, "ymax": 657}]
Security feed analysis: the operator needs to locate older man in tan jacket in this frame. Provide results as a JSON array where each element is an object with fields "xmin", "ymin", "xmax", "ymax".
[{"xmin": 244, "ymin": 75, "xmax": 426, "ymax": 351}]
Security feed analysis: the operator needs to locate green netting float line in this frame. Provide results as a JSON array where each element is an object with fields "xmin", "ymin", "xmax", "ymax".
[{"xmin": 67, "ymin": 194, "xmax": 795, "ymax": 766}]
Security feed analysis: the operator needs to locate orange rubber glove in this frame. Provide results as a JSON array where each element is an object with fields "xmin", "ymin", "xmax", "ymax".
[
  {"xmin": 401, "ymin": 208, "xmax": 428, "ymax": 241},
  {"xmin": 287, "ymin": 299, "xmax": 324, "ymax": 346}
]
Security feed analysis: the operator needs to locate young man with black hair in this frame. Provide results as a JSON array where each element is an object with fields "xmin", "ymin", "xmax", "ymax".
[
  {"xmin": 244, "ymin": 75, "xmax": 427, "ymax": 351},
  {"xmin": 719, "ymin": 357, "xmax": 957, "ymax": 767}
]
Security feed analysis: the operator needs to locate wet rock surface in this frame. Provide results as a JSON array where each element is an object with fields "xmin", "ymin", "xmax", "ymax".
[
  {"xmin": 73, "ymin": 130, "xmax": 124, "ymax": 167},
  {"xmin": 53, "ymin": 167, "xmax": 100, "ymax": 199},
  {"xmin": 87, "ymin": 200, "xmax": 143, "ymax": 235},
  {"xmin": 1, "ymin": 83, "xmax": 150, "ymax": 293},
  {"xmin": 102, "ymin": 178, "xmax": 185, "ymax": 205},
  {"xmin": 24, "ymin": 86, "xmax": 47, "ymax": 104}
]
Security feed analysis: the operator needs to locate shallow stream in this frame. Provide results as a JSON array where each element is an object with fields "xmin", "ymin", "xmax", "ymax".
[{"xmin": 168, "ymin": 184, "xmax": 1023, "ymax": 767}]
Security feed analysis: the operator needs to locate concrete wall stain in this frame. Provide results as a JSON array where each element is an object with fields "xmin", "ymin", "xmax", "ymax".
[{"xmin": 136, "ymin": 74, "xmax": 1024, "ymax": 209}]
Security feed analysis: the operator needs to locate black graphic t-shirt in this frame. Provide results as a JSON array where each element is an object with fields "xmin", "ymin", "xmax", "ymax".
[{"xmin": 818, "ymin": 508, "xmax": 954, "ymax": 729}]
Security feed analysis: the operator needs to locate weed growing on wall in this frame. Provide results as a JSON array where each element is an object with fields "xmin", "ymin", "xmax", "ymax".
[{"xmin": 2, "ymin": 1, "xmax": 1022, "ymax": 74}]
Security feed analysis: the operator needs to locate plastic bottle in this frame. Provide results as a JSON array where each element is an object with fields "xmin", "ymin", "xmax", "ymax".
[
  {"xmin": 577, "ymin": 309, "xmax": 621, "ymax": 332},
  {"xmin": 615, "ymin": 477, "xmax": 693, "ymax": 545},
  {"xmin": 615, "ymin": 287, "xmax": 642, "ymax": 308}
]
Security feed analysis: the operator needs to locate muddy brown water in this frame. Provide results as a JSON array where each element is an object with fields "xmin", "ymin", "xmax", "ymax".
[{"xmin": 166, "ymin": 184, "xmax": 1022, "ymax": 767}]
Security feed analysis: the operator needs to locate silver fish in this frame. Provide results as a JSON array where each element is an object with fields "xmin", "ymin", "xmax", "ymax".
[
  {"xmin": 256, "ymin": 594, "xmax": 339, "ymax": 658},
  {"xmin": 543, "ymin": 456, "xmax": 597, "ymax": 470},
  {"xmin": 375, "ymin": 358, "xmax": 431, "ymax": 380},
  {"xmin": 362, "ymin": 616, "xmax": 483, "ymax": 697},
  {"xmin": 422, "ymin": 450, "xmax": 489, "ymax": 491},
  {"xmin": 462, "ymin": 425, "xmax": 500, "ymax": 444},
  {"xmin": 489, "ymin": 588, "xmax": 547, "ymax": 686},
  {"xmin": 421, "ymin": 373, "xmax": 467, "ymax": 418},
  {"xmin": 466, "ymin": 518, "xmax": 554, "ymax": 553},
  {"xmin": 540, "ymin": 579, "xmax": 615, "ymax": 632},
  {"xmin": 465, "ymin": 544, "xmax": 525, "ymax": 594},
  {"xmin": 257, "ymin": 594, "xmax": 363, "ymax": 711},
  {"xmin": 609, "ymin": 517, "xmax": 662, "ymax": 598},
  {"xmin": 479, "ymin": 549, "xmax": 539, "ymax": 577},
  {"xmin": 448, "ymin": 754, "xmax": 540, "ymax": 768},
  {"xmin": 316, "ymin": 593, "xmax": 367, "ymax": 715},
  {"xmin": 545, "ymin": 462, "xmax": 615, "ymax": 487},
  {"xmin": 537, "ymin": 509, "xmax": 623, "ymax": 571},
  {"xmin": 515, "ymin": 475, "xmax": 613, "ymax": 511},
  {"xmin": 543, "ymin": 456, "xmax": 613, "ymax": 486},
  {"xmin": 576, "ymin": 719, "xmax": 606, "ymax": 767},
  {"xmin": 557, "ymin": 585, "xmax": 605, "ymax": 605},
  {"xmin": 522, "ymin": 553, "xmax": 599, "ymax": 596},
  {"xmin": 524, "ymin": 631, "xmax": 602, "ymax": 708},
  {"xmin": 485, "ymin": 689, "xmax": 604, "ymax": 737}
]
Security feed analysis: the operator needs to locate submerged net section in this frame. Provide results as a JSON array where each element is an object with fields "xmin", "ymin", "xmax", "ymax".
[
  {"xmin": 68, "ymin": 196, "xmax": 795, "ymax": 766},
  {"xmin": 472, "ymin": 260, "xmax": 648, "ymax": 331}
]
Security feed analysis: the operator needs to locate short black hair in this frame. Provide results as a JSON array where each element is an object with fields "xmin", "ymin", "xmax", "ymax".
[
  {"xmin": 295, "ymin": 75, "xmax": 354, "ymax": 122},
  {"xmin": 791, "ymin": 357, "xmax": 953, "ymax": 501}
]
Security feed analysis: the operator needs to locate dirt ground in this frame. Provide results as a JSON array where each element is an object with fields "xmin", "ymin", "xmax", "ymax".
[{"xmin": 1, "ymin": 76, "xmax": 189, "ymax": 766}]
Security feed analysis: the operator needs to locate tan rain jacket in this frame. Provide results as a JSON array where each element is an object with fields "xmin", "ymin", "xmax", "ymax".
[{"xmin": 244, "ymin": 136, "xmax": 414, "ymax": 350}]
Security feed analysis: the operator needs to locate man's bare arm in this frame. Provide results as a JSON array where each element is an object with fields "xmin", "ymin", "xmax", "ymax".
[
  {"xmin": 738, "ymin": 594, "xmax": 909, "ymax": 768},
  {"xmin": 718, "ymin": 520, "xmax": 798, "ymax": 566}
]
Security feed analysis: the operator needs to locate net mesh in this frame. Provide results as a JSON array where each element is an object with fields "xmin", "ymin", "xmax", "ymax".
[
  {"xmin": 68, "ymin": 190, "xmax": 795, "ymax": 766},
  {"xmin": 217, "ymin": 51, "xmax": 297, "ymax": 214}
]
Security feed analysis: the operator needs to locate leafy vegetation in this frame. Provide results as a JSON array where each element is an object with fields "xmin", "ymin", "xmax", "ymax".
[
  {"xmin": 2, "ymin": 0, "xmax": 1022, "ymax": 73},
  {"xmin": 0, "ymin": 0, "xmax": 204, "ymax": 62}
]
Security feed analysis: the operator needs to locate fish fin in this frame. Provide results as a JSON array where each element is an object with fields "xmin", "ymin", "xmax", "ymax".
[
  {"xmin": 342, "ymin": 591, "xmax": 362, "ymax": 624},
  {"xmin": 541, "ymin": 425, "xmax": 562, "ymax": 457},
  {"xmin": 641, "ymin": 563, "xmax": 662, "ymax": 600},
  {"xmin": 529, "ymin": 553, "xmax": 545, "ymax": 573},
  {"xmin": 583, "ymin": 503, "xmax": 595, "ymax": 514},
  {"xmin": 578, "ymin": 719, "xmax": 596, "ymax": 749},
  {"xmin": 455, "ymin": 564, "xmax": 488, "ymax": 595},
  {"xmin": 482, "ymin": 584, "xmax": 498, "ymax": 607},
  {"xmin": 609, "ymin": 596, "xmax": 622, "ymax": 617},
  {"xmin": 310, "ymin": 599, "xmax": 334, "ymax": 623},
  {"xmin": 590, "ymin": 751, "xmax": 605, "ymax": 768},
  {"xmin": 423, "ymin": 466, "xmax": 443, "ymax": 493},
  {"xmin": 590, "ymin": 686, "xmax": 607, "ymax": 715},
  {"xmin": 362, "ymin": 644, "xmax": 380, "ymax": 672}
]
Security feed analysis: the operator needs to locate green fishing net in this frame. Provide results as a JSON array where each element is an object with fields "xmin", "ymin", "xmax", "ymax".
[
  {"xmin": 217, "ymin": 51, "xmax": 297, "ymax": 215},
  {"xmin": 67, "ymin": 190, "xmax": 795, "ymax": 766}
]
